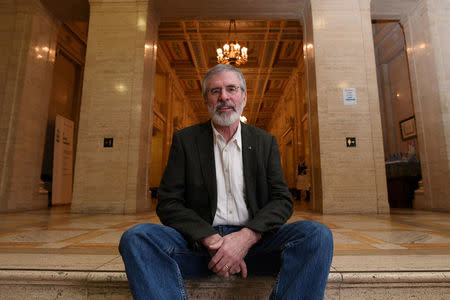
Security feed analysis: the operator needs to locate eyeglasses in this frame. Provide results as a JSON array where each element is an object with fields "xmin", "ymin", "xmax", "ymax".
[{"xmin": 207, "ymin": 85, "xmax": 241, "ymax": 97}]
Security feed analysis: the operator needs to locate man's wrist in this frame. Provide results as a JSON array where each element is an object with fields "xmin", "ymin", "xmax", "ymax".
[
  {"xmin": 241, "ymin": 227, "xmax": 262, "ymax": 244},
  {"xmin": 200, "ymin": 233, "xmax": 222, "ymax": 247}
]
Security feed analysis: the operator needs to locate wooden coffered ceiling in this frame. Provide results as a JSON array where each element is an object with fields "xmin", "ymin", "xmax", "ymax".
[{"xmin": 157, "ymin": 19, "xmax": 303, "ymax": 130}]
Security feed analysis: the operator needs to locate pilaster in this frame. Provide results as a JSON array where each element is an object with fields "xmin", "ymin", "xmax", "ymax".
[
  {"xmin": 305, "ymin": 0, "xmax": 389, "ymax": 213},
  {"xmin": 0, "ymin": 0, "xmax": 59, "ymax": 212},
  {"xmin": 72, "ymin": 0, "xmax": 159, "ymax": 213},
  {"xmin": 401, "ymin": 0, "xmax": 450, "ymax": 211}
]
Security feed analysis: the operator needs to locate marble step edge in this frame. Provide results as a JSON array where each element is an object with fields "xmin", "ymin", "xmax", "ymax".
[{"xmin": 0, "ymin": 270, "xmax": 449, "ymax": 286}]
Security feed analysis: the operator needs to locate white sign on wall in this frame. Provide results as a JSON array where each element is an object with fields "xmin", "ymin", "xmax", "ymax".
[
  {"xmin": 343, "ymin": 88, "xmax": 357, "ymax": 105},
  {"xmin": 52, "ymin": 115, "xmax": 74, "ymax": 205}
]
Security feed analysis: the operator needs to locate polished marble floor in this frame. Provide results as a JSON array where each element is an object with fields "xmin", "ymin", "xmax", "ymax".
[{"xmin": 0, "ymin": 205, "xmax": 449, "ymax": 273}]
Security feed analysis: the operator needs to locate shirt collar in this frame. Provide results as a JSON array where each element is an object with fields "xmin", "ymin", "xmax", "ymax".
[{"xmin": 211, "ymin": 121, "xmax": 242, "ymax": 150}]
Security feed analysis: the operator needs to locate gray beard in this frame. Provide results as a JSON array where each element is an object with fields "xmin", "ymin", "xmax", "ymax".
[{"xmin": 208, "ymin": 100, "xmax": 244, "ymax": 127}]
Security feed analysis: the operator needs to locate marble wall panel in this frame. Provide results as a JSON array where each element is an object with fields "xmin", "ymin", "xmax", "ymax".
[
  {"xmin": 360, "ymin": 2, "xmax": 388, "ymax": 214},
  {"xmin": 129, "ymin": 4, "xmax": 158, "ymax": 213},
  {"xmin": 303, "ymin": 0, "xmax": 324, "ymax": 212},
  {"xmin": 432, "ymin": 0, "xmax": 450, "ymax": 170},
  {"xmin": 0, "ymin": 0, "xmax": 59, "ymax": 212},
  {"xmin": 402, "ymin": 0, "xmax": 450, "ymax": 211},
  {"xmin": 72, "ymin": 0, "xmax": 158, "ymax": 213},
  {"xmin": 308, "ymin": 0, "xmax": 388, "ymax": 213}
]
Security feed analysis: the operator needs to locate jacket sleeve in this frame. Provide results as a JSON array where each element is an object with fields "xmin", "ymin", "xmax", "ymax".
[
  {"xmin": 245, "ymin": 136, "xmax": 293, "ymax": 236},
  {"xmin": 156, "ymin": 133, "xmax": 217, "ymax": 245}
]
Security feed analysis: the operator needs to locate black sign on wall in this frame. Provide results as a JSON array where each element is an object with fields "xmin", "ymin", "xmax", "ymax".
[
  {"xmin": 104, "ymin": 138, "xmax": 114, "ymax": 148},
  {"xmin": 346, "ymin": 137, "xmax": 356, "ymax": 147}
]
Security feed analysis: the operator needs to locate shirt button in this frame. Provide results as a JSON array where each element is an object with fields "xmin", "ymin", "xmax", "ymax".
[{"xmin": 229, "ymin": 210, "xmax": 233, "ymax": 214}]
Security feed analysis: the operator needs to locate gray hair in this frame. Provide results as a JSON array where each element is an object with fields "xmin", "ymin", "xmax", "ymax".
[{"xmin": 202, "ymin": 64, "xmax": 247, "ymax": 99}]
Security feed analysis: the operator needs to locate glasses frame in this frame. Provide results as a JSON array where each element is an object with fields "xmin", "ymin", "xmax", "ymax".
[{"xmin": 207, "ymin": 85, "xmax": 241, "ymax": 98}]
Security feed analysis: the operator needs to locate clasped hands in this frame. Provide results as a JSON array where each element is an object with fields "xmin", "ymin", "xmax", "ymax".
[{"xmin": 200, "ymin": 228, "xmax": 261, "ymax": 279}]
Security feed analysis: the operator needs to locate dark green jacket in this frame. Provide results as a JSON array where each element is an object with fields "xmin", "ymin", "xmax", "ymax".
[{"xmin": 157, "ymin": 121, "xmax": 293, "ymax": 246}]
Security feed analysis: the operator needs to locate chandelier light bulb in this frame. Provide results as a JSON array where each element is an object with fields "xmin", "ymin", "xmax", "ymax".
[{"xmin": 241, "ymin": 47, "xmax": 248, "ymax": 57}]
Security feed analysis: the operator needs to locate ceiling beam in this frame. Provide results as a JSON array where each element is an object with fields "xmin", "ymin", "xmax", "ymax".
[
  {"xmin": 247, "ymin": 21, "xmax": 271, "ymax": 124},
  {"xmin": 181, "ymin": 21, "xmax": 203, "ymax": 84},
  {"xmin": 249, "ymin": 20, "xmax": 286, "ymax": 125},
  {"xmin": 195, "ymin": 21, "xmax": 210, "ymax": 70}
]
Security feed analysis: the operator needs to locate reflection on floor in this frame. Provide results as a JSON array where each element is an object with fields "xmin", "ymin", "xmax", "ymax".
[{"xmin": 0, "ymin": 205, "xmax": 449, "ymax": 273}]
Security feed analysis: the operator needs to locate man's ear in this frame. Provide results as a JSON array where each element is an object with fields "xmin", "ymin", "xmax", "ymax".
[{"xmin": 242, "ymin": 91, "xmax": 247, "ymax": 107}]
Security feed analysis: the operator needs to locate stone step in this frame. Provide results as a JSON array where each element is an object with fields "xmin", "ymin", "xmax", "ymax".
[{"xmin": 0, "ymin": 270, "xmax": 449, "ymax": 299}]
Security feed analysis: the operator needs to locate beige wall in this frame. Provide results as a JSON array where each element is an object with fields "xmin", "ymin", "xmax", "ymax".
[
  {"xmin": 0, "ymin": 0, "xmax": 59, "ymax": 212},
  {"xmin": 303, "ymin": 0, "xmax": 323, "ymax": 212},
  {"xmin": 2, "ymin": 0, "xmax": 448, "ymax": 214},
  {"xmin": 305, "ymin": 0, "xmax": 389, "ymax": 213},
  {"xmin": 401, "ymin": 0, "xmax": 450, "ymax": 211},
  {"xmin": 72, "ymin": 0, "xmax": 159, "ymax": 213}
]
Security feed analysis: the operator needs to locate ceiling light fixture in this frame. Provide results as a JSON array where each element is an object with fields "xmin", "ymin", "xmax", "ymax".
[{"xmin": 216, "ymin": 20, "xmax": 248, "ymax": 66}]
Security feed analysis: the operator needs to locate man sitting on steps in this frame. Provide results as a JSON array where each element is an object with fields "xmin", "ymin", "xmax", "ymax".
[{"xmin": 119, "ymin": 64, "xmax": 333, "ymax": 300}]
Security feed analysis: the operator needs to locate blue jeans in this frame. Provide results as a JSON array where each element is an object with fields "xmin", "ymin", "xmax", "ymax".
[{"xmin": 119, "ymin": 221, "xmax": 333, "ymax": 300}]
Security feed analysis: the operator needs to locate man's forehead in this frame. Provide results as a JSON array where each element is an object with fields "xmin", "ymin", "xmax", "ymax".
[{"xmin": 206, "ymin": 71, "xmax": 240, "ymax": 86}]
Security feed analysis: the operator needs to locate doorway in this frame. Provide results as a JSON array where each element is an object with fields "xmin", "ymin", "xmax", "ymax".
[
  {"xmin": 372, "ymin": 20, "xmax": 421, "ymax": 209},
  {"xmin": 152, "ymin": 19, "xmax": 309, "ymax": 210},
  {"xmin": 41, "ymin": 23, "xmax": 86, "ymax": 206}
]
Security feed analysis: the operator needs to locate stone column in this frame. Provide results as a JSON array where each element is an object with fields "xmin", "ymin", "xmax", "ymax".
[
  {"xmin": 304, "ymin": 0, "xmax": 389, "ymax": 213},
  {"xmin": 401, "ymin": 0, "xmax": 450, "ymax": 211},
  {"xmin": 72, "ymin": 0, "xmax": 158, "ymax": 213},
  {"xmin": 0, "ymin": 0, "xmax": 59, "ymax": 212}
]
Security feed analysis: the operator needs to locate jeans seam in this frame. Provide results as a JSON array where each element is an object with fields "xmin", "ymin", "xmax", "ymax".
[
  {"xmin": 284, "ymin": 224, "xmax": 322, "ymax": 249},
  {"xmin": 166, "ymin": 245, "xmax": 174, "ymax": 255},
  {"xmin": 284, "ymin": 239, "xmax": 301, "ymax": 249},
  {"xmin": 271, "ymin": 268, "xmax": 282, "ymax": 300},
  {"xmin": 166, "ymin": 245, "xmax": 188, "ymax": 300},
  {"xmin": 271, "ymin": 236, "xmax": 301, "ymax": 300},
  {"xmin": 175, "ymin": 263, "xmax": 188, "ymax": 300}
]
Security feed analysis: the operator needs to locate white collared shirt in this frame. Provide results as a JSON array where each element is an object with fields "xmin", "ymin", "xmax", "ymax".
[{"xmin": 211, "ymin": 122, "xmax": 249, "ymax": 226}]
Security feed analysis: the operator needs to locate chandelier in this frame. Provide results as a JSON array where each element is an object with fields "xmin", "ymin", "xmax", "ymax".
[{"xmin": 216, "ymin": 20, "xmax": 248, "ymax": 66}]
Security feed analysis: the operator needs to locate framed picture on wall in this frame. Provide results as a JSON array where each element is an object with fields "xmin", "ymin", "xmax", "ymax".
[{"xmin": 400, "ymin": 116, "xmax": 417, "ymax": 140}]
